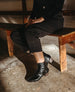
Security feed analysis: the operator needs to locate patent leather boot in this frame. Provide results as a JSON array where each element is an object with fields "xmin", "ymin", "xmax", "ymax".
[{"xmin": 27, "ymin": 62, "xmax": 49, "ymax": 82}]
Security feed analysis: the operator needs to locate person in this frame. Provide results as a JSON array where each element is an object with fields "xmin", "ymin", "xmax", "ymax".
[{"xmin": 10, "ymin": 0, "xmax": 64, "ymax": 82}]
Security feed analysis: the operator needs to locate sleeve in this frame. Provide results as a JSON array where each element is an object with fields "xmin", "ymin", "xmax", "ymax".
[
  {"xmin": 42, "ymin": 0, "xmax": 64, "ymax": 20},
  {"xmin": 30, "ymin": 0, "xmax": 38, "ymax": 19},
  {"xmin": 42, "ymin": 8, "xmax": 57, "ymax": 20},
  {"xmin": 56, "ymin": 0, "xmax": 64, "ymax": 11}
]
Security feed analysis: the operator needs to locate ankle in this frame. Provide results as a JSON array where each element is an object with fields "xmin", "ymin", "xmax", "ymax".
[
  {"xmin": 37, "ymin": 59, "xmax": 44, "ymax": 63},
  {"xmin": 33, "ymin": 51, "xmax": 45, "ymax": 63}
]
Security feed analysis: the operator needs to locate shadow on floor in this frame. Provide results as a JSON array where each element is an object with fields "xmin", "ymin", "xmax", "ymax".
[
  {"xmin": 0, "ymin": 38, "xmax": 60, "ymax": 81},
  {"xmin": 15, "ymin": 52, "xmax": 60, "ymax": 81},
  {"xmin": 67, "ymin": 53, "xmax": 75, "ymax": 58},
  {"xmin": 0, "ymin": 38, "xmax": 9, "ymax": 60},
  {"xmin": 15, "ymin": 52, "xmax": 37, "ymax": 80},
  {"xmin": 0, "ymin": 80, "xmax": 6, "ymax": 92}
]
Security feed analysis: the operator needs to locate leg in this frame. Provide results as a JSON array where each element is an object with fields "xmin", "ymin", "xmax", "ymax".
[
  {"xmin": 10, "ymin": 29, "xmax": 29, "ymax": 52},
  {"xmin": 27, "ymin": 51, "xmax": 50, "ymax": 82},
  {"xmin": 25, "ymin": 15, "xmax": 64, "ymax": 53},
  {"xmin": 59, "ymin": 37, "xmax": 67, "ymax": 72},
  {"xmin": 25, "ymin": 28, "xmax": 51, "ymax": 82},
  {"xmin": 25, "ymin": 16, "xmax": 64, "ymax": 81},
  {"xmin": 33, "ymin": 52, "xmax": 44, "ymax": 63},
  {"xmin": 33, "ymin": 51, "xmax": 53, "ymax": 67}
]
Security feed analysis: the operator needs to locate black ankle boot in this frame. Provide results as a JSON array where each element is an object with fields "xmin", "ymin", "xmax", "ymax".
[
  {"xmin": 43, "ymin": 52, "xmax": 53, "ymax": 64},
  {"xmin": 27, "ymin": 62, "xmax": 49, "ymax": 82}
]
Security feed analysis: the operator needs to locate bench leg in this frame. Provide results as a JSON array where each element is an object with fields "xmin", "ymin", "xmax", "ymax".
[
  {"xmin": 59, "ymin": 37, "xmax": 67, "ymax": 72},
  {"xmin": 68, "ymin": 41, "xmax": 75, "ymax": 49},
  {"xmin": 6, "ymin": 30, "xmax": 14, "ymax": 57}
]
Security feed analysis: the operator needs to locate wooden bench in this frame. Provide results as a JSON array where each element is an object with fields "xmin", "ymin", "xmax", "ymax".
[
  {"xmin": 0, "ymin": 23, "xmax": 24, "ymax": 56},
  {"xmin": 49, "ymin": 28, "xmax": 75, "ymax": 72},
  {"xmin": 0, "ymin": 23, "xmax": 75, "ymax": 72},
  {"xmin": 6, "ymin": 27, "xmax": 75, "ymax": 72}
]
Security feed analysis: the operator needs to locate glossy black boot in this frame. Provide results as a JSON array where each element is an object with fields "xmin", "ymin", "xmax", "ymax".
[
  {"xmin": 27, "ymin": 62, "xmax": 49, "ymax": 82},
  {"xmin": 43, "ymin": 52, "xmax": 53, "ymax": 64}
]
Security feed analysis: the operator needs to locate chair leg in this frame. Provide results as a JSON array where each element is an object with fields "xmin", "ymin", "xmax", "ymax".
[
  {"xmin": 59, "ymin": 37, "xmax": 67, "ymax": 72},
  {"xmin": 6, "ymin": 30, "xmax": 14, "ymax": 57},
  {"xmin": 68, "ymin": 41, "xmax": 75, "ymax": 49}
]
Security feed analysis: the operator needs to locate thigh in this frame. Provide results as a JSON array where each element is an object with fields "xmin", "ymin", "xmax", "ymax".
[
  {"xmin": 10, "ymin": 26, "xmax": 26, "ymax": 44},
  {"xmin": 26, "ymin": 26, "xmax": 49, "ymax": 38},
  {"xmin": 11, "ymin": 28, "xmax": 24, "ymax": 39},
  {"xmin": 27, "ymin": 15, "xmax": 64, "ymax": 34}
]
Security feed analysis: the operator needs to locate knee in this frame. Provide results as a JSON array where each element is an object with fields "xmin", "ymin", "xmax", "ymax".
[{"xmin": 26, "ymin": 28, "xmax": 37, "ymax": 37}]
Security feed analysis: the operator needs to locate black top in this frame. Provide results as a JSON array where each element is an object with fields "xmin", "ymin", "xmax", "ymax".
[{"xmin": 30, "ymin": 0, "xmax": 64, "ymax": 20}]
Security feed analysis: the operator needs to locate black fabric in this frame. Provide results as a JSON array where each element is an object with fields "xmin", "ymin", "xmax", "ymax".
[
  {"xmin": 54, "ymin": 28, "xmax": 75, "ymax": 35},
  {"xmin": 30, "ymin": 0, "xmax": 64, "ymax": 20},
  {"xmin": 10, "ymin": 28, "xmax": 29, "ymax": 52},
  {"xmin": 10, "ymin": 0, "xmax": 64, "ymax": 53},
  {"xmin": 11, "ymin": 15, "xmax": 64, "ymax": 53}
]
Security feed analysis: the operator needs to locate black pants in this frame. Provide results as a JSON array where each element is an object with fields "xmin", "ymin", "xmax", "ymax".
[{"xmin": 10, "ymin": 14, "xmax": 64, "ymax": 53}]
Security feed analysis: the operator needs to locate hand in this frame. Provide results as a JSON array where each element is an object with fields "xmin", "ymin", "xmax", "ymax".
[
  {"xmin": 25, "ymin": 19, "xmax": 33, "ymax": 28},
  {"xmin": 31, "ymin": 17, "xmax": 45, "ymax": 24},
  {"xmin": 25, "ymin": 17, "xmax": 45, "ymax": 28}
]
